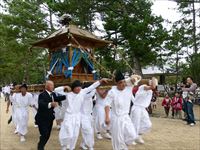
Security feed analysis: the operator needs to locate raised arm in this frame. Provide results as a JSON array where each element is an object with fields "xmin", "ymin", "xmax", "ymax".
[
  {"xmin": 55, "ymin": 86, "xmax": 64, "ymax": 94},
  {"xmin": 125, "ymin": 75, "xmax": 142, "ymax": 87},
  {"xmin": 85, "ymin": 89, "xmax": 96, "ymax": 99},
  {"xmin": 53, "ymin": 94, "xmax": 66, "ymax": 102},
  {"xmin": 144, "ymin": 85, "xmax": 153, "ymax": 91},
  {"xmin": 82, "ymin": 78, "xmax": 109, "ymax": 94},
  {"xmin": 55, "ymin": 86, "xmax": 71, "ymax": 95},
  {"xmin": 182, "ymin": 83, "xmax": 197, "ymax": 93}
]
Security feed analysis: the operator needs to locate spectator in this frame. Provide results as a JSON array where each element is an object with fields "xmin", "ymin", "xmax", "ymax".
[
  {"xmin": 185, "ymin": 92, "xmax": 196, "ymax": 126},
  {"xmin": 162, "ymin": 93, "xmax": 171, "ymax": 117},
  {"xmin": 182, "ymin": 76, "xmax": 197, "ymax": 126},
  {"xmin": 171, "ymin": 92, "xmax": 182, "ymax": 119}
]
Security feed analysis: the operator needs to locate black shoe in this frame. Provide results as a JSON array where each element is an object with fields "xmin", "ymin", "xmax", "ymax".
[{"xmin": 8, "ymin": 116, "xmax": 12, "ymax": 124}]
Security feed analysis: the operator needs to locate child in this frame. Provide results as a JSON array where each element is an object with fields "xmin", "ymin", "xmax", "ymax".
[
  {"xmin": 171, "ymin": 92, "xmax": 182, "ymax": 119},
  {"xmin": 80, "ymin": 83, "xmax": 96, "ymax": 150},
  {"xmin": 162, "ymin": 94, "xmax": 171, "ymax": 117}
]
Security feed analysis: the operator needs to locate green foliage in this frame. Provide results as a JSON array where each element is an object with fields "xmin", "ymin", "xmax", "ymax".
[
  {"xmin": 173, "ymin": 1, "xmax": 200, "ymax": 85},
  {"xmin": 0, "ymin": 0, "xmax": 49, "ymax": 84},
  {"xmin": 2, "ymin": 0, "xmax": 198, "ymax": 85},
  {"xmin": 97, "ymin": 0, "xmax": 168, "ymax": 74}
]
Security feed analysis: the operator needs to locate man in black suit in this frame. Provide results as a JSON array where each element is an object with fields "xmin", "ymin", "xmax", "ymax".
[{"xmin": 35, "ymin": 80, "xmax": 66, "ymax": 150}]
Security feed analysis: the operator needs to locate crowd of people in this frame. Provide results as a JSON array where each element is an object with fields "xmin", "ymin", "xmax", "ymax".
[
  {"xmin": 161, "ymin": 76, "xmax": 197, "ymax": 126},
  {"xmin": 0, "ymin": 74, "xmax": 198, "ymax": 150}
]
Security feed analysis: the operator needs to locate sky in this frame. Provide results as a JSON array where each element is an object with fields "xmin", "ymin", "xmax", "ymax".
[
  {"xmin": 152, "ymin": 0, "xmax": 200, "ymax": 30},
  {"xmin": 151, "ymin": 0, "xmax": 180, "ymax": 22}
]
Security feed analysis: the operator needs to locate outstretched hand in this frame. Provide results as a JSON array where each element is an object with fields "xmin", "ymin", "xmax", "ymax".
[
  {"xmin": 131, "ymin": 74, "xmax": 142, "ymax": 85},
  {"xmin": 64, "ymin": 86, "xmax": 71, "ymax": 92},
  {"xmin": 100, "ymin": 78, "xmax": 110, "ymax": 84},
  {"xmin": 51, "ymin": 102, "xmax": 58, "ymax": 108}
]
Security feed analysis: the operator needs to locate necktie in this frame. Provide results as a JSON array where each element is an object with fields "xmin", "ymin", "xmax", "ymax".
[{"xmin": 50, "ymin": 93, "xmax": 54, "ymax": 102}]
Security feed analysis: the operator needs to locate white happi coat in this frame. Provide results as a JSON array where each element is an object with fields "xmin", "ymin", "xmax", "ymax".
[
  {"xmin": 106, "ymin": 86, "xmax": 137, "ymax": 150},
  {"xmin": 57, "ymin": 81, "xmax": 100, "ymax": 149},
  {"xmin": 93, "ymin": 92, "xmax": 110, "ymax": 133},
  {"xmin": 130, "ymin": 85, "xmax": 152, "ymax": 136},
  {"xmin": 11, "ymin": 92, "xmax": 32, "ymax": 135},
  {"xmin": 80, "ymin": 89, "xmax": 96, "ymax": 148}
]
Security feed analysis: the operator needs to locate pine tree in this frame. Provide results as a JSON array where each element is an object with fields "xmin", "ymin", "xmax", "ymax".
[{"xmin": 0, "ymin": 0, "xmax": 49, "ymax": 84}]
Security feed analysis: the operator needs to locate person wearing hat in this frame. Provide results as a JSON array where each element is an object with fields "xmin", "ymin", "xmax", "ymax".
[
  {"xmin": 130, "ymin": 77, "xmax": 158, "ymax": 145},
  {"xmin": 104, "ymin": 71, "xmax": 140, "ymax": 150},
  {"xmin": 7, "ymin": 84, "xmax": 33, "ymax": 142},
  {"xmin": 54, "ymin": 78, "xmax": 109, "ymax": 150},
  {"xmin": 79, "ymin": 83, "xmax": 96, "ymax": 150}
]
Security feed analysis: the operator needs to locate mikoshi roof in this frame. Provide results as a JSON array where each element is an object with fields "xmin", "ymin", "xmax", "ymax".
[{"xmin": 32, "ymin": 25, "xmax": 112, "ymax": 48}]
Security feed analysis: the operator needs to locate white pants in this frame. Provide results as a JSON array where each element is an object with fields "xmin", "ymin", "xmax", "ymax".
[
  {"xmin": 93, "ymin": 105, "xmax": 110, "ymax": 133},
  {"xmin": 12, "ymin": 106, "xmax": 17, "ymax": 127},
  {"xmin": 32, "ymin": 107, "xmax": 37, "ymax": 119},
  {"xmin": 81, "ymin": 114, "xmax": 94, "ymax": 148},
  {"xmin": 110, "ymin": 114, "xmax": 137, "ymax": 150},
  {"xmin": 59, "ymin": 113, "xmax": 81, "ymax": 149},
  {"xmin": 54, "ymin": 106, "xmax": 64, "ymax": 120},
  {"xmin": 15, "ymin": 107, "xmax": 29, "ymax": 135},
  {"xmin": 130, "ymin": 105, "xmax": 152, "ymax": 136}
]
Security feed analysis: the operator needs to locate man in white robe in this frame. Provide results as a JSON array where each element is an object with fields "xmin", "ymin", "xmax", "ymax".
[
  {"xmin": 130, "ymin": 77, "xmax": 158, "ymax": 144},
  {"xmin": 105, "ymin": 71, "xmax": 140, "ymax": 150},
  {"xmin": 6, "ymin": 92, "xmax": 17, "ymax": 129},
  {"xmin": 31, "ymin": 92, "xmax": 39, "ymax": 127},
  {"xmin": 54, "ymin": 102, "xmax": 64, "ymax": 130},
  {"xmin": 55, "ymin": 78, "xmax": 108, "ymax": 150},
  {"xmin": 54, "ymin": 88, "xmax": 69, "ymax": 129},
  {"xmin": 79, "ymin": 83, "xmax": 96, "ymax": 150},
  {"xmin": 7, "ymin": 84, "xmax": 32, "ymax": 142},
  {"xmin": 93, "ymin": 89, "xmax": 111, "ymax": 140}
]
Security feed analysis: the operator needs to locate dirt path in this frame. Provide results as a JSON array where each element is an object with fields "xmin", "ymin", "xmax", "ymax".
[{"xmin": 0, "ymin": 97, "xmax": 200, "ymax": 150}]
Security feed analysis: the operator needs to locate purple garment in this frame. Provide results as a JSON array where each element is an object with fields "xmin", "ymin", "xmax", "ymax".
[{"xmin": 182, "ymin": 83, "xmax": 197, "ymax": 93}]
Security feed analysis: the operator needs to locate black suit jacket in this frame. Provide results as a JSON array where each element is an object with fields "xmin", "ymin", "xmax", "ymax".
[{"xmin": 35, "ymin": 90, "xmax": 66, "ymax": 124}]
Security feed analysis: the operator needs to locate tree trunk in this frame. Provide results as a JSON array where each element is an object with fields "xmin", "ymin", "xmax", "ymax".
[
  {"xmin": 132, "ymin": 55, "xmax": 143, "ymax": 76},
  {"xmin": 23, "ymin": 60, "xmax": 29, "ymax": 84},
  {"xmin": 175, "ymin": 52, "xmax": 179, "ymax": 92},
  {"xmin": 192, "ymin": 2, "xmax": 198, "ymax": 54},
  {"xmin": 49, "ymin": 7, "xmax": 54, "ymax": 32}
]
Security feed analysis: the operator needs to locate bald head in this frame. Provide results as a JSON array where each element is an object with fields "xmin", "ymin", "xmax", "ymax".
[{"xmin": 45, "ymin": 80, "xmax": 54, "ymax": 92}]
